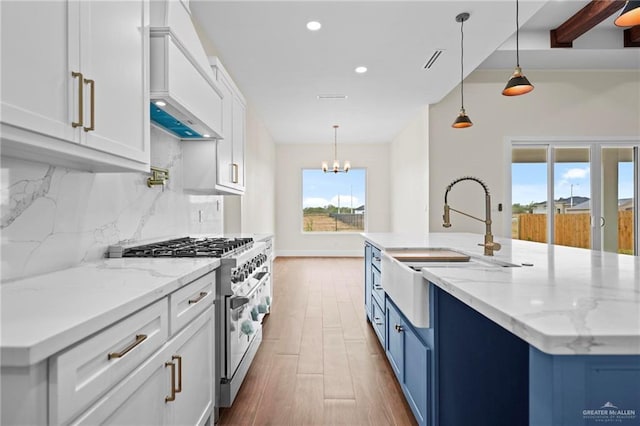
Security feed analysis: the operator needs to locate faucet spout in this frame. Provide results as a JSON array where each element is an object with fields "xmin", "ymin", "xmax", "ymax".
[{"xmin": 442, "ymin": 176, "xmax": 501, "ymax": 256}]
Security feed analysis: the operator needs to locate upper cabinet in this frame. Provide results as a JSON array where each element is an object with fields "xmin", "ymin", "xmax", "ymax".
[
  {"xmin": 182, "ymin": 57, "xmax": 246, "ymax": 195},
  {"xmin": 213, "ymin": 57, "xmax": 246, "ymax": 193},
  {"xmin": 0, "ymin": 1, "xmax": 150, "ymax": 173}
]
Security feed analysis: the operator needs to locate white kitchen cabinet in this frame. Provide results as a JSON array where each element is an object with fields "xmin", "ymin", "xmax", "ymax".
[
  {"xmin": 0, "ymin": 0, "xmax": 150, "ymax": 173},
  {"xmin": 1, "ymin": 270, "xmax": 215, "ymax": 426},
  {"xmin": 71, "ymin": 306, "xmax": 213, "ymax": 426},
  {"xmin": 182, "ymin": 57, "xmax": 246, "ymax": 195},
  {"xmin": 49, "ymin": 299, "xmax": 170, "ymax": 425}
]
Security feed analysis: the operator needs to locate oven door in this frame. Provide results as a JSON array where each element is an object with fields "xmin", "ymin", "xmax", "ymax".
[{"xmin": 224, "ymin": 277, "xmax": 267, "ymax": 379}]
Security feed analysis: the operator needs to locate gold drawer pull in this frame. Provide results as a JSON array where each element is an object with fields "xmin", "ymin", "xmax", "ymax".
[
  {"xmin": 83, "ymin": 78, "xmax": 95, "ymax": 132},
  {"xmin": 107, "ymin": 334, "xmax": 147, "ymax": 360},
  {"xmin": 188, "ymin": 291, "xmax": 208, "ymax": 304},
  {"xmin": 232, "ymin": 163, "xmax": 239, "ymax": 183},
  {"xmin": 71, "ymin": 71, "xmax": 83, "ymax": 128},
  {"xmin": 172, "ymin": 355, "xmax": 183, "ymax": 393},
  {"xmin": 165, "ymin": 361, "xmax": 176, "ymax": 402}
]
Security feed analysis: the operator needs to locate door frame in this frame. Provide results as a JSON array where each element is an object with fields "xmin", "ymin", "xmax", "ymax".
[{"xmin": 504, "ymin": 136, "xmax": 640, "ymax": 255}]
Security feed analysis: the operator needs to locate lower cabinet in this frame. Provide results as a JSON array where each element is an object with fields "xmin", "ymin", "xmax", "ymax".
[
  {"xmin": 70, "ymin": 306, "xmax": 213, "ymax": 425},
  {"xmin": 386, "ymin": 298, "xmax": 431, "ymax": 426},
  {"xmin": 1, "ymin": 271, "xmax": 215, "ymax": 426}
]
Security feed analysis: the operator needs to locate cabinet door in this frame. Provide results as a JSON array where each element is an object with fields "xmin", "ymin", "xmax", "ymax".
[
  {"xmin": 231, "ymin": 94, "xmax": 245, "ymax": 189},
  {"xmin": 386, "ymin": 301, "xmax": 404, "ymax": 378},
  {"xmin": 167, "ymin": 307, "xmax": 214, "ymax": 426},
  {"xmin": 0, "ymin": 1, "xmax": 77, "ymax": 143},
  {"xmin": 71, "ymin": 357, "xmax": 169, "ymax": 426},
  {"xmin": 364, "ymin": 244, "xmax": 372, "ymax": 319},
  {"xmin": 216, "ymin": 74, "xmax": 235, "ymax": 189},
  {"xmin": 79, "ymin": 0, "xmax": 149, "ymax": 165},
  {"xmin": 404, "ymin": 328, "xmax": 430, "ymax": 425}
]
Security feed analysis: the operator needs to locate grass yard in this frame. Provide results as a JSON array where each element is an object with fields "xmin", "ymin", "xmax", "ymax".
[{"xmin": 303, "ymin": 213, "xmax": 363, "ymax": 232}]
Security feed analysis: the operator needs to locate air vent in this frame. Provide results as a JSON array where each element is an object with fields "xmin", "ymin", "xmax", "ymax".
[
  {"xmin": 423, "ymin": 49, "xmax": 444, "ymax": 69},
  {"xmin": 317, "ymin": 94, "xmax": 348, "ymax": 100}
]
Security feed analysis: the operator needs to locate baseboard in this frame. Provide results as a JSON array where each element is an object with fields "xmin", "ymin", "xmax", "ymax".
[{"xmin": 275, "ymin": 250, "xmax": 362, "ymax": 257}]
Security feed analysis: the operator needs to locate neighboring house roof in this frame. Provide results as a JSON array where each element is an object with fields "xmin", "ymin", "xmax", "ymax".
[
  {"xmin": 566, "ymin": 200, "xmax": 591, "ymax": 211},
  {"xmin": 354, "ymin": 205, "xmax": 365, "ymax": 211}
]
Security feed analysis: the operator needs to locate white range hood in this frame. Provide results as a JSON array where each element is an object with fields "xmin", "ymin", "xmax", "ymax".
[{"xmin": 149, "ymin": 0, "xmax": 223, "ymax": 140}]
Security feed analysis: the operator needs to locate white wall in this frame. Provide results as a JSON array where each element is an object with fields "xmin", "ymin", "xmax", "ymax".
[
  {"xmin": 1, "ymin": 127, "xmax": 224, "ymax": 281},
  {"xmin": 240, "ymin": 105, "xmax": 276, "ymax": 235},
  {"xmin": 194, "ymin": 18, "xmax": 277, "ymax": 238},
  {"xmin": 390, "ymin": 106, "xmax": 430, "ymax": 234},
  {"xmin": 429, "ymin": 69, "xmax": 640, "ymax": 237},
  {"xmin": 275, "ymin": 143, "xmax": 390, "ymax": 256}
]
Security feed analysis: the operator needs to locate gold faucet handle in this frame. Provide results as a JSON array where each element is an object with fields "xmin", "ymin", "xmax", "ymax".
[{"xmin": 478, "ymin": 242, "xmax": 502, "ymax": 251}]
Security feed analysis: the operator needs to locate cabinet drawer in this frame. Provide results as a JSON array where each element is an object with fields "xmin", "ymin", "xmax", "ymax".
[
  {"xmin": 170, "ymin": 271, "xmax": 215, "ymax": 336},
  {"xmin": 372, "ymin": 267, "xmax": 384, "ymax": 307},
  {"xmin": 371, "ymin": 245, "xmax": 382, "ymax": 271},
  {"xmin": 49, "ymin": 298, "xmax": 169, "ymax": 425},
  {"xmin": 371, "ymin": 297, "xmax": 385, "ymax": 346}
]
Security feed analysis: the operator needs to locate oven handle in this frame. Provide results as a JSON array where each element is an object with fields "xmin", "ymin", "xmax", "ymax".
[{"xmin": 229, "ymin": 296, "xmax": 250, "ymax": 310}]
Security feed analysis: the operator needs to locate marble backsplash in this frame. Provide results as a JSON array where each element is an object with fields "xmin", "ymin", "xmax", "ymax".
[{"xmin": 1, "ymin": 127, "xmax": 224, "ymax": 282}]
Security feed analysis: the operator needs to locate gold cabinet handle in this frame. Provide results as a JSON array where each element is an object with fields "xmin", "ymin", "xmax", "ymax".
[
  {"xmin": 83, "ymin": 78, "xmax": 95, "ymax": 132},
  {"xmin": 188, "ymin": 291, "xmax": 208, "ymax": 305},
  {"xmin": 107, "ymin": 334, "xmax": 147, "ymax": 360},
  {"xmin": 71, "ymin": 71, "xmax": 83, "ymax": 128},
  {"xmin": 165, "ymin": 361, "xmax": 176, "ymax": 402},
  {"xmin": 232, "ymin": 163, "xmax": 239, "ymax": 184},
  {"xmin": 172, "ymin": 355, "xmax": 182, "ymax": 393}
]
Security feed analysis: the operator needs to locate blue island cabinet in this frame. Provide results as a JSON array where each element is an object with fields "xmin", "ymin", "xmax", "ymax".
[
  {"xmin": 386, "ymin": 297, "xmax": 432, "ymax": 426},
  {"xmin": 435, "ymin": 285, "xmax": 640, "ymax": 426}
]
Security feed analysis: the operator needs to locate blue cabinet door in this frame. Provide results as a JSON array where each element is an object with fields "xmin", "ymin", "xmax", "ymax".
[
  {"xmin": 386, "ymin": 301, "xmax": 404, "ymax": 379},
  {"xmin": 364, "ymin": 243, "xmax": 372, "ymax": 320},
  {"xmin": 404, "ymin": 326, "xmax": 430, "ymax": 425}
]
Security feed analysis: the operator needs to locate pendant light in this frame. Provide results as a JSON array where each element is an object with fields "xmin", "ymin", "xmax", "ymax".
[
  {"xmin": 502, "ymin": 0, "xmax": 534, "ymax": 96},
  {"xmin": 322, "ymin": 125, "xmax": 350, "ymax": 173},
  {"xmin": 615, "ymin": 1, "xmax": 640, "ymax": 27},
  {"xmin": 452, "ymin": 12, "xmax": 472, "ymax": 129}
]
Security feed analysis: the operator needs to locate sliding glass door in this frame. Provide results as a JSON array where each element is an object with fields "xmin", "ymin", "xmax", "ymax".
[{"xmin": 510, "ymin": 141, "xmax": 638, "ymax": 256}]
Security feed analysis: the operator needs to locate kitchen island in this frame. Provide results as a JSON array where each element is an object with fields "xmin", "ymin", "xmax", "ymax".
[{"xmin": 363, "ymin": 232, "xmax": 640, "ymax": 426}]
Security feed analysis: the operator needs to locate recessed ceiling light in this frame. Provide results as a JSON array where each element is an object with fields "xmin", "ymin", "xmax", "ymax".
[
  {"xmin": 306, "ymin": 21, "xmax": 321, "ymax": 31},
  {"xmin": 203, "ymin": 134, "xmax": 210, "ymax": 138},
  {"xmin": 154, "ymin": 100, "xmax": 167, "ymax": 107},
  {"xmin": 355, "ymin": 66, "xmax": 368, "ymax": 74}
]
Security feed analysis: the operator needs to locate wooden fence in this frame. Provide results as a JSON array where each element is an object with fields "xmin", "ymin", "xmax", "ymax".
[
  {"xmin": 329, "ymin": 213, "xmax": 364, "ymax": 229},
  {"xmin": 513, "ymin": 211, "xmax": 634, "ymax": 252}
]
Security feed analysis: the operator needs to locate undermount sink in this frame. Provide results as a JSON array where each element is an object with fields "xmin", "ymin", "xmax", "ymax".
[{"xmin": 381, "ymin": 249, "xmax": 521, "ymax": 329}]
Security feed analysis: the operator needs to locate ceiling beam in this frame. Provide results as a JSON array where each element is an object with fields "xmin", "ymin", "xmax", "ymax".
[
  {"xmin": 624, "ymin": 26, "xmax": 640, "ymax": 47},
  {"xmin": 550, "ymin": 0, "xmax": 626, "ymax": 48}
]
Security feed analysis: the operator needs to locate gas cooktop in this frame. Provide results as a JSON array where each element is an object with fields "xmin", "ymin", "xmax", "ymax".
[{"xmin": 108, "ymin": 237, "xmax": 254, "ymax": 258}]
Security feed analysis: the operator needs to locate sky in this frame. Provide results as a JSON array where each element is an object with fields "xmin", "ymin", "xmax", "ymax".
[
  {"xmin": 512, "ymin": 161, "xmax": 634, "ymax": 206},
  {"xmin": 302, "ymin": 169, "xmax": 366, "ymax": 209}
]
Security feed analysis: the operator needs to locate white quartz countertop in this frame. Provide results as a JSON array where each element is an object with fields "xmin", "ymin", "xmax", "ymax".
[
  {"xmin": 363, "ymin": 232, "xmax": 640, "ymax": 355},
  {"xmin": 0, "ymin": 258, "xmax": 219, "ymax": 367}
]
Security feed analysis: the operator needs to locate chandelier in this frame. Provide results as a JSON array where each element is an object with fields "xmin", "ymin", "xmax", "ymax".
[{"xmin": 322, "ymin": 125, "xmax": 350, "ymax": 173}]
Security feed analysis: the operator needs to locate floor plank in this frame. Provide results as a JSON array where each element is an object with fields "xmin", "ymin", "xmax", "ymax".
[
  {"xmin": 291, "ymin": 374, "xmax": 325, "ymax": 425},
  {"xmin": 323, "ymin": 327, "xmax": 355, "ymax": 399}
]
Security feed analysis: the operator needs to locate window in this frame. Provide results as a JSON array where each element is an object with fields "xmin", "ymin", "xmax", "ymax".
[
  {"xmin": 510, "ymin": 140, "xmax": 638, "ymax": 255},
  {"xmin": 302, "ymin": 169, "xmax": 366, "ymax": 232}
]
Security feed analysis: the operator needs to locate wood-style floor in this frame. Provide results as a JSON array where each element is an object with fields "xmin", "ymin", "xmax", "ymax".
[{"xmin": 218, "ymin": 257, "xmax": 417, "ymax": 426}]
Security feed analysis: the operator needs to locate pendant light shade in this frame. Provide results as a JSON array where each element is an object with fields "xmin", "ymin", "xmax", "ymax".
[
  {"xmin": 452, "ymin": 109, "xmax": 473, "ymax": 128},
  {"xmin": 502, "ymin": 0, "xmax": 534, "ymax": 96},
  {"xmin": 452, "ymin": 13, "xmax": 472, "ymax": 129},
  {"xmin": 615, "ymin": 1, "xmax": 640, "ymax": 27},
  {"xmin": 502, "ymin": 66, "xmax": 534, "ymax": 96}
]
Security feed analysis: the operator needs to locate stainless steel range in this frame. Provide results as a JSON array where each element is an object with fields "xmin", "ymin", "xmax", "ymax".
[{"xmin": 107, "ymin": 236, "xmax": 272, "ymax": 411}]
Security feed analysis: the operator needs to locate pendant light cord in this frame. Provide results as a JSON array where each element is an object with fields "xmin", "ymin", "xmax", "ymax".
[
  {"xmin": 516, "ymin": 0, "xmax": 520, "ymax": 67},
  {"xmin": 460, "ymin": 17, "xmax": 465, "ymax": 109},
  {"xmin": 334, "ymin": 125, "xmax": 338, "ymax": 162}
]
